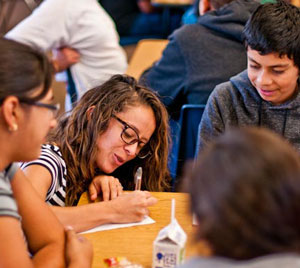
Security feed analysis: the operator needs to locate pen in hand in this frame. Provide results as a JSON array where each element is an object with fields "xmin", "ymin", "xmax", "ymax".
[{"xmin": 134, "ymin": 167, "xmax": 142, "ymax": 191}]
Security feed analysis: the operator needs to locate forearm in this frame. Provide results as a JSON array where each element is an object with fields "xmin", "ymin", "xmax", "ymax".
[
  {"xmin": 51, "ymin": 202, "xmax": 116, "ymax": 233},
  {"xmin": 11, "ymin": 170, "xmax": 66, "ymax": 267},
  {"xmin": 32, "ymin": 243, "xmax": 65, "ymax": 268}
]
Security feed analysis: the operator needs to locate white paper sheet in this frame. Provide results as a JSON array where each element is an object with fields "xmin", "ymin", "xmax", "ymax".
[{"xmin": 80, "ymin": 216, "xmax": 155, "ymax": 234}]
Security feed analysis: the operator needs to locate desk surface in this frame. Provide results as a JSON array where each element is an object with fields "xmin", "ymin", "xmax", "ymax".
[
  {"xmin": 79, "ymin": 192, "xmax": 210, "ymax": 268},
  {"xmin": 125, "ymin": 39, "xmax": 168, "ymax": 80}
]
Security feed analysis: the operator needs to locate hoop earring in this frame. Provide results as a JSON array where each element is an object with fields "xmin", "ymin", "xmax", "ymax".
[{"xmin": 8, "ymin": 124, "xmax": 18, "ymax": 132}]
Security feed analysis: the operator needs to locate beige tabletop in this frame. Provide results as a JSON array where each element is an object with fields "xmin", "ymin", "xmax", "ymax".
[
  {"xmin": 79, "ymin": 192, "xmax": 210, "ymax": 268},
  {"xmin": 292, "ymin": 0, "xmax": 300, "ymax": 6},
  {"xmin": 125, "ymin": 39, "xmax": 168, "ymax": 80}
]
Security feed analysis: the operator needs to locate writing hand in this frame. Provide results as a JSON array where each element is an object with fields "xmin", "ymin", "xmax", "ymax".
[{"xmin": 108, "ymin": 191, "xmax": 158, "ymax": 223}]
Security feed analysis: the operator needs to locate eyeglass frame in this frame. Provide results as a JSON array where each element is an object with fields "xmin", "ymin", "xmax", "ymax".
[
  {"xmin": 112, "ymin": 114, "xmax": 152, "ymax": 159},
  {"xmin": 19, "ymin": 99, "xmax": 60, "ymax": 117}
]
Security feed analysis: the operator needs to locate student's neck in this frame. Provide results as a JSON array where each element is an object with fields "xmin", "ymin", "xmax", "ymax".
[
  {"xmin": 0, "ymin": 153, "xmax": 13, "ymax": 171},
  {"xmin": 0, "ymin": 135, "xmax": 16, "ymax": 171}
]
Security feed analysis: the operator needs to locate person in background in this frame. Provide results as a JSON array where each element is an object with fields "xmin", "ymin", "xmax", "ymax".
[
  {"xmin": 140, "ymin": 0, "xmax": 260, "ymax": 120},
  {"xmin": 0, "ymin": 38, "xmax": 92, "ymax": 267},
  {"xmin": 99, "ymin": 0, "xmax": 183, "ymax": 40},
  {"xmin": 181, "ymin": 0, "xmax": 200, "ymax": 25},
  {"xmin": 183, "ymin": 127, "xmax": 300, "ymax": 267},
  {"xmin": 5, "ymin": 0, "xmax": 128, "ymax": 110},
  {"xmin": 197, "ymin": 0, "xmax": 300, "ymax": 152},
  {"xmin": 21, "ymin": 75, "xmax": 170, "ymax": 233}
]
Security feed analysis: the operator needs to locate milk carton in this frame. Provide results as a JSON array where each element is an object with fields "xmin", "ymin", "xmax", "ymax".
[{"xmin": 152, "ymin": 199, "xmax": 187, "ymax": 268}]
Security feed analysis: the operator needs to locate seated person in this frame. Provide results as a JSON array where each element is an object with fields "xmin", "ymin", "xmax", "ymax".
[
  {"xmin": 99, "ymin": 0, "xmax": 183, "ymax": 39},
  {"xmin": 197, "ymin": 0, "xmax": 300, "ymax": 152},
  {"xmin": 5, "ymin": 0, "xmax": 128, "ymax": 109},
  {"xmin": 181, "ymin": 0, "xmax": 199, "ymax": 25},
  {"xmin": 183, "ymin": 127, "xmax": 300, "ymax": 267},
  {"xmin": 0, "ymin": 38, "xmax": 92, "ymax": 268},
  {"xmin": 21, "ymin": 75, "xmax": 170, "ymax": 233},
  {"xmin": 140, "ymin": 0, "xmax": 260, "ymax": 119}
]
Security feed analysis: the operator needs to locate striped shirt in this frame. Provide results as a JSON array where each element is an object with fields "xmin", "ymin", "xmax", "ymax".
[
  {"xmin": 0, "ymin": 163, "xmax": 21, "ymax": 219},
  {"xmin": 21, "ymin": 144, "xmax": 67, "ymax": 207}
]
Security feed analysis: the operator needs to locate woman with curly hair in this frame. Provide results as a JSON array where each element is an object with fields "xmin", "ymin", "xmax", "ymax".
[{"xmin": 22, "ymin": 74, "xmax": 170, "ymax": 232}]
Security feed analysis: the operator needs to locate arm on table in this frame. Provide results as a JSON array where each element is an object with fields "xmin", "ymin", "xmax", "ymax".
[
  {"xmin": 10, "ymin": 168, "xmax": 66, "ymax": 268},
  {"xmin": 23, "ymin": 165, "xmax": 157, "ymax": 233},
  {"xmin": 11, "ymin": 168, "xmax": 93, "ymax": 267}
]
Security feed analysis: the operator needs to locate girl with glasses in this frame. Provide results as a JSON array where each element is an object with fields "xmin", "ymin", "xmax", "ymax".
[
  {"xmin": 21, "ymin": 74, "xmax": 170, "ymax": 232},
  {"xmin": 0, "ymin": 38, "xmax": 92, "ymax": 267}
]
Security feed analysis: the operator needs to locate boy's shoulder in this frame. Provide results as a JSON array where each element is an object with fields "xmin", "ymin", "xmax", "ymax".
[{"xmin": 209, "ymin": 70, "xmax": 260, "ymax": 106}]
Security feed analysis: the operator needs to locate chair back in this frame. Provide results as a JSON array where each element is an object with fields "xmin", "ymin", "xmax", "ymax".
[{"xmin": 169, "ymin": 104, "xmax": 205, "ymax": 189}]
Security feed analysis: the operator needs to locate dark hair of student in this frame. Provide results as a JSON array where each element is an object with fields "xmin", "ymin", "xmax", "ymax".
[
  {"xmin": 185, "ymin": 127, "xmax": 300, "ymax": 260},
  {"xmin": 243, "ymin": 0, "xmax": 300, "ymax": 70},
  {"xmin": 0, "ymin": 38, "xmax": 53, "ymax": 104},
  {"xmin": 49, "ymin": 74, "xmax": 171, "ymax": 205}
]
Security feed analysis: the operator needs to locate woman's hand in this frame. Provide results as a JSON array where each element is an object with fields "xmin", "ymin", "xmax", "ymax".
[
  {"xmin": 108, "ymin": 191, "xmax": 158, "ymax": 223},
  {"xmin": 52, "ymin": 47, "xmax": 80, "ymax": 72},
  {"xmin": 65, "ymin": 226, "xmax": 93, "ymax": 268},
  {"xmin": 88, "ymin": 175, "xmax": 123, "ymax": 201}
]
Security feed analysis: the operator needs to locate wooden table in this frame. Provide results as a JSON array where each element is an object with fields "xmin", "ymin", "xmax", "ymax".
[
  {"xmin": 126, "ymin": 39, "xmax": 168, "ymax": 80},
  {"xmin": 292, "ymin": 0, "xmax": 300, "ymax": 6},
  {"xmin": 79, "ymin": 192, "xmax": 210, "ymax": 268}
]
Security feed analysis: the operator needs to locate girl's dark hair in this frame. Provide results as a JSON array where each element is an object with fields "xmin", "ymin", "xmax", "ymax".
[
  {"xmin": 0, "ymin": 38, "xmax": 53, "ymax": 103},
  {"xmin": 49, "ymin": 74, "xmax": 170, "ymax": 205},
  {"xmin": 243, "ymin": 0, "xmax": 300, "ymax": 69},
  {"xmin": 186, "ymin": 127, "xmax": 300, "ymax": 259}
]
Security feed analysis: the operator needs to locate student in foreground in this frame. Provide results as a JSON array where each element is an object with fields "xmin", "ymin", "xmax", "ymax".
[
  {"xmin": 0, "ymin": 38, "xmax": 92, "ymax": 267},
  {"xmin": 21, "ymin": 75, "xmax": 170, "ymax": 233},
  {"xmin": 183, "ymin": 127, "xmax": 300, "ymax": 268},
  {"xmin": 197, "ymin": 0, "xmax": 300, "ymax": 152}
]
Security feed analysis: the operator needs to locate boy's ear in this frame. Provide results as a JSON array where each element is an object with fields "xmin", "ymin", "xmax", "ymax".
[
  {"xmin": 86, "ymin": 105, "xmax": 95, "ymax": 121},
  {"xmin": 199, "ymin": 0, "xmax": 213, "ymax": 16},
  {"xmin": 1, "ymin": 96, "xmax": 21, "ymax": 132}
]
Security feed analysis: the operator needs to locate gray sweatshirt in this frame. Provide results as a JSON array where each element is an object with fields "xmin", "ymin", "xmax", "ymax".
[{"xmin": 197, "ymin": 70, "xmax": 300, "ymax": 153}]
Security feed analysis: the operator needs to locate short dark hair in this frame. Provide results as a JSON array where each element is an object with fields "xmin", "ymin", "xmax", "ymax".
[
  {"xmin": 243, "ymin": 0, "xmax": 300, "ymax": 69},
  {"xmin": 186, "ymin": 127, "xmax": 300, "ymax": 260},
  {"xmin": 0, "ymin": 38, "xmax": 53, "ymax": 104}
]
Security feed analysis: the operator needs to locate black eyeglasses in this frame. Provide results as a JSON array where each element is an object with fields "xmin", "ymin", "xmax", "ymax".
[
  {"xmin": 112, "ymin": 115, "xmax": 152, "ymax": 159},
  {"xmin": 20, "ymin": 100, "xmax": 60, "ymax": 117}
]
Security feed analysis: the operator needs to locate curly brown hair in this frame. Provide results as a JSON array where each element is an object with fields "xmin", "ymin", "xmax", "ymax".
[{"xmin": 48, "ymin": 74, "xmax": 170, "ymax": 205}]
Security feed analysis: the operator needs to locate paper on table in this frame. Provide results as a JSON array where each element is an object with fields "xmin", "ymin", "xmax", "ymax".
[{"xmin": 80, "ymin": 216, "xmax": 155, "ymax": 234}]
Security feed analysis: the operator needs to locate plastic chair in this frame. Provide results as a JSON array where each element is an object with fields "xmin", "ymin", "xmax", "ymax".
[
  {"xmin": 120, "ymin": 35, "xmax": 164, "ymax": 46},
  {"xmin": 169, "ymin": 104, "xmax": 205, "ymax": 190}
]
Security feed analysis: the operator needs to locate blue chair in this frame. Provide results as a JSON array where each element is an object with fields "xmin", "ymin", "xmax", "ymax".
[
  {"xmin": 169, "ymin": 104, "xmax": 205, "ymax": 190},
  {"xmin": 120, "ymin": 35, "xmax": 164, "ymax": 46}
]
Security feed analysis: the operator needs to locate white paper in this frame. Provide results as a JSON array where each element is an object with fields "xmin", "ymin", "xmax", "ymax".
[{"xmin": 80, "ymin": 216, "xmax": 155, "ymax": 234}]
